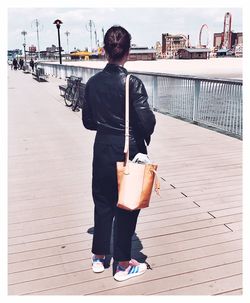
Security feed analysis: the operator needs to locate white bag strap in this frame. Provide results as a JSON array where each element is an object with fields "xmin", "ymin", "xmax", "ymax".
[{"xmin": 124, "ymin": 74, "xmax": 130, "ymax": 168}]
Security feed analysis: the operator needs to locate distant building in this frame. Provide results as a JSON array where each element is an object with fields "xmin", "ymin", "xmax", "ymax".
[
  {"xmin": 162, "ymin": 33, "xmax": 189, "ymax": 58},
  {"xmin": 155, "ymin": 41, "xmax": 162, "ymax": 58},
  {"xmin": 177, "ymin": 48, "xmax": 211, "ymax": 59},
  {"xmin": 214, "ymin": 32, "xmax": 243, "ymax": 50},
  {"xmin": 8, "ymin": 49, "xmax": 22, "ymax": 60},
  {"xmin": 128, "ymin": 47, "xmax": 156, "ymax": 61},
  {"xmin": 235, "ymin": 44, "xmax": 243, "ymax": 57},
  {"xmin": 28, "ymin": 45, "xmax": 36, "ymax": 53},
  {"xmin": 40, "ymin": 45, "xmax": 64, "ymax": 60}
]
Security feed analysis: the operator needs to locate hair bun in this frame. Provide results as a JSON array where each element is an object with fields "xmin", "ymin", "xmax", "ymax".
[
  {"xmin": 104, "ymin": 26, "xmax": 131, "ymax": 60},
  {"xmin": 111, "ymin": 45, "xmax": 123, "ymax": 57}
]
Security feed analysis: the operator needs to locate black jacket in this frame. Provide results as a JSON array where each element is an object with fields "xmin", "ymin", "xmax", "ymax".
[{"xmin": 82, "ymin": 63, "xmax": 156, "ymax": 151}]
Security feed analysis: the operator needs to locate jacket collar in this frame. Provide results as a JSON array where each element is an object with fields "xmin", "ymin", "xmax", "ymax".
[{"xmin": 104, "ymin": 63, "xmax": 128, "ymax": 74}]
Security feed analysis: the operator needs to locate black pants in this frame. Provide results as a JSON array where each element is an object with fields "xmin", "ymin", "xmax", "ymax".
[{"xmin": 91, "ymin": 133, "xmax": 141, "ymax": 262}]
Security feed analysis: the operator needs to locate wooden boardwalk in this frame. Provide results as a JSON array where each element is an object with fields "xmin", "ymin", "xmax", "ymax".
[{"xmin": 8, "ymin": 69, "xmax": 242, "ymax": 295}]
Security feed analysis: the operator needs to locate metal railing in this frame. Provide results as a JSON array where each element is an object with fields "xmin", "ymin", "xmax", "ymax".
[{"xmin": 39, "ymin": 62, "xmax": 243, "ymax": 139}]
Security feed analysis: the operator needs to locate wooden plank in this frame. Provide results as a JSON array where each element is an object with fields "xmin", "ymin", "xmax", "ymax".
[
  {"xmin": 216, "ymin": 288, "xmax": 242, "ymax": 295},
  {"xmin": 175, "ymin": 186, "xmax": 242, "ymax": 199},
  {"xmin": 155, "ymin": 274, "xmax": 242, "ymax": 295},
  {"xmin": 193, "ymin": 194, "xmax": 241, "ymax": 207},
  {"xmin": 180, "ymin": 189, "xmax": 241, "ymax": 200},
  {"xmin": 8, "ymin": 200, "xmax": 241, "ymax": 239},
  {"xmin": 209, "ymin": 207, "xmax": 242, "ymax": 218},
  {"xmin": 8, "ymin": 245, "xmax": 241, "ymax": 295},
  {"xmin": 173, "ymin": 175, "xmax": 241, "ymax": 188},
  {"xmin": 8, "ymin": 230, "xmax": 241, "ymax": 276},
  {"xmin": 225, "ymin": 222, "xmax": 242, "ymax": 232},
  {"xmin": 136, "ymin": 213, "xmax": 241, "ymax": 239},
  {"xmin": 155, "ymin": 151, "xmax": 240, "ymax": 164},
  {"xmin": 15, "ymin": 256, "xmax": 241, "ymax": 295},
  {"xmin": 175, "ymin": 180, "xmax": 242, "ymax": 195},
  {"xmin": 8, "ymin": 199, "xmax": 198, "ymax": 237},
  {"xmin": 8, "ymin": 213, "xmax": 241, "ymax": 254},
  {"xmin": 8, "ymin": 212, "xmax": 211, "ymax": 246},
  {"xmin": 9, "ymin": 226, "xmax": 239, "ymax": 265},
  {"xmin": 161, "ymin": 170, "xmax": 242, "ymax": 185},
  {"xmin": 9, "ymin": 205, "xmax": 238, "ymax": 246},
  {"xmin": 158, "ymin": 162, "xmax": 241, "ymax": 176},
  {"xmin": 8, "ymin": 192, "xmax": 190, "ymax": 224},
  {"xmin": 8, "ymin": 224, "xmax": 229, "ymax": 262},
  {"xmin": 8, "ymin": 225, "xmax": 233, "ymax": 284},
  {"xmin": 9, "ymin": 202, "xmax": 240, "ymax": 239}
]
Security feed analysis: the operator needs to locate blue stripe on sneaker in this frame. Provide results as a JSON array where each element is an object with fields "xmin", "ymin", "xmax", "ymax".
[
  {"xmin": 128, "ymin": 266, "xmax": 134, "ymax": 275},
  {"xmin": 129, "ymin": 266, "xmax": 139, "ymax": 275}
]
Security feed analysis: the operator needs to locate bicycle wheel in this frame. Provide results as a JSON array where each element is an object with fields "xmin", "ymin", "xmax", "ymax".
[
  {"xmin": 72, "ymin": 89, "xmax": 80, "ymax": 111},
  {"xmin": 64, "ymin": 87, "xmax": 73, "ymax": 107}
]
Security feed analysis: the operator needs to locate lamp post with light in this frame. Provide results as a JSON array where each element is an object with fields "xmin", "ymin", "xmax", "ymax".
[
  {"xmin": 53, "ymin": 19, "xmax": 63, "ymax": 64},
  {"xmin": 65, "ymin": 30, "xmax": 70, "ymax": 55},
  {"xmin": 21, "ymin": 30, "xmax": 27, "ymax": 63}
]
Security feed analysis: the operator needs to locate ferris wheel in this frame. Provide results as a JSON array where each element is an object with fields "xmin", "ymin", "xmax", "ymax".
[{"xmin": 199, "ymin": 24, "xmax": 210, "ymax": 47}]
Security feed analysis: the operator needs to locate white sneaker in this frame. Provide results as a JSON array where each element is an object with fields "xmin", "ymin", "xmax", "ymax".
[
  {"xmin": 114, "ymin": 259, "xmax": 147, "ymax": 282},
  {"xmin": 91, "ymin": 256, "xmax": 105, "ymax": 273}
]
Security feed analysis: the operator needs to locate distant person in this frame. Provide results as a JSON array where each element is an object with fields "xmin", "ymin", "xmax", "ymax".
[
  {"xmin": 30, "ymin": 58, "xmax": 35, "ymax": 72},
  {"xmin": 19, "ymin": 58, "xmax": 24, "ymax": 70},
  {"xmin": 10, "ymin": 60, "xmax": 13, "ymax": 70},
  {"xmin": 12, "ymin": 58, "xmax": 18, "ymax": 70},
  {"xmin": 82, "ymin": 25, "xmax": 156, "ymax": 281}
]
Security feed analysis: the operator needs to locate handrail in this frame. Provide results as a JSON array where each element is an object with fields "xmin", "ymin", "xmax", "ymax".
[
  {"xmin": 39, "ymin": 61, "xmax": 242, "ymax": 84},
  {"xmin": 39, "ymin": 62, "xmax": 243, "ymax": 139}
]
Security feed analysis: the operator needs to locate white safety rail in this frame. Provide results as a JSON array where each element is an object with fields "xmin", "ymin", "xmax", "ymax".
[{"xmin": 39, "ymin": 62, "xmax": 242, "ymax": 139}]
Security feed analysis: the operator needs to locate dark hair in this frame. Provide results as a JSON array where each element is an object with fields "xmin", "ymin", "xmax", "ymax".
[{"xmin": 104, "ymin": 26, "xmax": 131, "ymax": 60}]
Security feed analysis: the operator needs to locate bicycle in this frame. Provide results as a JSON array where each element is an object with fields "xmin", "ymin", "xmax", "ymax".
[{"xmin": 64, "ymin": 76, "xmax": 82, "ymax": 111}]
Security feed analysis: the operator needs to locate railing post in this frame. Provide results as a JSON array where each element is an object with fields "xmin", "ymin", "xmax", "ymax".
[
  {"xmin": 193, "ymin": 79, "xmax": 200, "ymax": 123},
  {"xmin": 152, "ymin": 76, "xmax": 158, "ymax": 110}
]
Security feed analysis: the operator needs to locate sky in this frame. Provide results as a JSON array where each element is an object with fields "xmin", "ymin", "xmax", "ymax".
[{"xmin": 8, "ymin": 7, "xmax": 242, "ymax": 53}]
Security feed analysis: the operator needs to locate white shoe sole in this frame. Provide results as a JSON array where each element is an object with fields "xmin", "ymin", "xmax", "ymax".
[
  {"xmin": 92, "ymin": 266, "xmax": 105, "ymax": 273},
  {"xmin": 114, "ymin": 265, "xmax": 147, "ymax": 281},
  {"xmin": 91, "ymin": 258, "xmax": 105, "ymax": 273}
]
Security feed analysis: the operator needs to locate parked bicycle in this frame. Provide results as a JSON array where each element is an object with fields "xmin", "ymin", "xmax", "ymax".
[{"xmin": 64, "ymin": 76, "xmax": 82, "ymax": 111}]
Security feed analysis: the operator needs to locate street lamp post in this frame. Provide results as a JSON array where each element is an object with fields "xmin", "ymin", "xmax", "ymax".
[
  {"xmin": 53, "ymin": 19, "xmax": 63, "ymax": 64},
  {"xmin": 23, "ymin": 43, "xmax": 27, "ymax": 63},
  {"xmin": 65, "ymin": 30, "xmax": 70, "ymax": 55},
  {"xmin": 102, "ymin": 27, "xmax": 105, "ymax": 43},
  {"xmin": 31, "ymin": 19, "xmax": 42, "ymax": 60},
  {"xmin": 86, "ymin": 20, "xmax": 95, "ymax": 51},
  {"xmin": 21, "ymin": 30, "xmax": 27, "ymax": 63}
]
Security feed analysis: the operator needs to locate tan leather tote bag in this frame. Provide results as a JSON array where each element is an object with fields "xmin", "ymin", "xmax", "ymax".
[{"xmin": 116, "ymin": 75, "xmax": 160, "ymax": 211}]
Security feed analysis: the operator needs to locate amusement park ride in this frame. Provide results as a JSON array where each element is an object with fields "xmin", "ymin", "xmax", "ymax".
[
  {"xmin": 221, "ymin": 12, "xmax": 232, "ymax": 49},
  {"xmin": 199, "ymin": 12, "xmax": 232, "ymax": 49},
  {"xmin": 199, "ymin": 24, "xmax": 209, "ymax": 48}
]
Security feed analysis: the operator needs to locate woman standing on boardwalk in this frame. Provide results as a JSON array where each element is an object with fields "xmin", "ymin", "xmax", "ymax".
[{"xmin": 82, "ymin": 25, "xmax": 156, "ymax": 281}]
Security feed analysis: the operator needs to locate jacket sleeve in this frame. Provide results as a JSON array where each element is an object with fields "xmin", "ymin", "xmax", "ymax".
[
  {"xmin": 130, "ymin": 76, "xmax": 156, "ymax": 144},
  {"xmin": 82, "ymin": 82, "xmax": 97, "ymax": 130}
]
